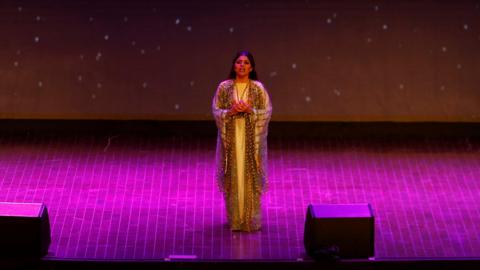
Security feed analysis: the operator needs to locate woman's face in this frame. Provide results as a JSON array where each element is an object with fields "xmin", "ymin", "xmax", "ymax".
[{"xmin": 234, "ymin": 55, "xmax": 253, "ymax": 78}]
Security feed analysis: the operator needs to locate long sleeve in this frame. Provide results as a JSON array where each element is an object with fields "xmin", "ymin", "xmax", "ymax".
[
  {"xmin": 212, "ymin": 82, "xmax": 230, "ymax": 144},
  {"xmin": 253, "ymin": 85, "xmax": 272, "ymax": 139},
  {"xmin": 251, "ymin": 82, "xmax": 272, "ymax": 189}
]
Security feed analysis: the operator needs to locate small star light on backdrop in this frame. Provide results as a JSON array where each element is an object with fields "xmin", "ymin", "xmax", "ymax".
[{"xmin": 326, "ymin": 12, "xmax": 337, "ymax": 24}]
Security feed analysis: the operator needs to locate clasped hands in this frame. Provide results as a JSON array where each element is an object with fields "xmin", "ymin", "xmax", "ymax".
[{"xmin": 228, "ymin": 100, "xmax": 253, "ymax": 116}]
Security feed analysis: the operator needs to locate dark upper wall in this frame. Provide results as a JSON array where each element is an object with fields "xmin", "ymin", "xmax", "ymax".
[{"xmin": 1, "ymin": 0, "xmax": 479, "ymax": 121}]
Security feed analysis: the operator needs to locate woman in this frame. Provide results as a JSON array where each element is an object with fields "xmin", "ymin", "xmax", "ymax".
[{"xmin": 212, "ymin": 51, "xmax": 272, "ymax": 232}]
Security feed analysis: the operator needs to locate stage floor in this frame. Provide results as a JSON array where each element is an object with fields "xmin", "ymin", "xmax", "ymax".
[{"xmin": 0, "ymin": 133, "xmax": 479, "ymax": 260}]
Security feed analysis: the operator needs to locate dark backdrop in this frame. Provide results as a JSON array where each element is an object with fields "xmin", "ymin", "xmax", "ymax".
[{"xmin": 1, "ymin": 0, "xmax": 479, "ymax": 121}]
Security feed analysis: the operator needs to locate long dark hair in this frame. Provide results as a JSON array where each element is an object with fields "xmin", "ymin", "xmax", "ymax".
[{"xmin": 227, "ymin": 51, "xmax": 259, "ymax": 80}]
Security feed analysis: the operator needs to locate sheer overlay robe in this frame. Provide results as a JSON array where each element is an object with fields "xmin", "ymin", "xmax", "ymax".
[{"xmin": 212, "ymin": 79, "xmax": 272, "ymax": 231}]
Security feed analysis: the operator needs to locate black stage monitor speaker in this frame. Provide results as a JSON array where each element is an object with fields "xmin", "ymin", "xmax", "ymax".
[
  {"xmin": 0, "ymin": 202, "xmax": 51, "ymax": 256},
  {"xmin": 304, "ymin": 203, "xmax": 374, "ymax": 259}
]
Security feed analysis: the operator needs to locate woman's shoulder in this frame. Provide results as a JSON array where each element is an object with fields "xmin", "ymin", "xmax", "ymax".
[
  {"xmin": 250, "ymin": 80, "xmax": 266, "ymax": 90},
  {"xmin": 218, "ymin": 79, "xmax": 234, "ymax": 88}
]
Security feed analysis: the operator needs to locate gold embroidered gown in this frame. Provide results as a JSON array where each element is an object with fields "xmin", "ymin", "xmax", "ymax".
[{"xmin": 212, "ymin": 79, "xmax": 272, "ymax": 232}]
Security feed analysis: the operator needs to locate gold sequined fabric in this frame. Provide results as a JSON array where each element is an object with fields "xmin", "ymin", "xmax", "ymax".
[{"xmin": 212, "ymin": 79, "xmax": 272, "ymax": 232}]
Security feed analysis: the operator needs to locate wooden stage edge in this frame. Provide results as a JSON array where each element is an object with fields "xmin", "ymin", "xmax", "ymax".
[{"xmin": 1, "ymin": 257, "xmax": 480, "ymax": 270}]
